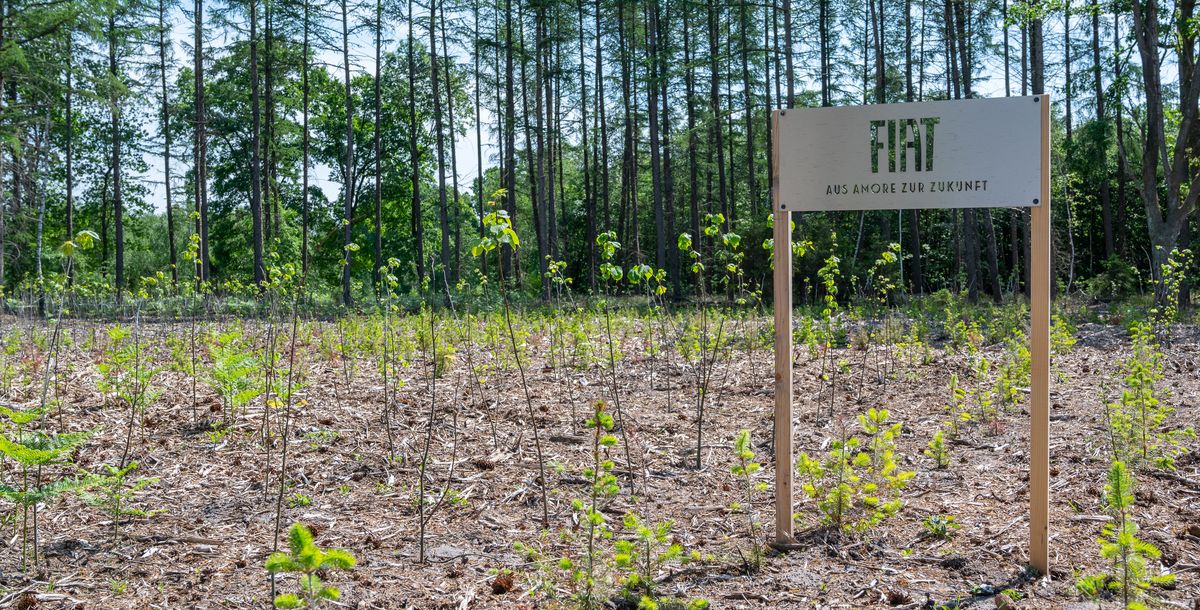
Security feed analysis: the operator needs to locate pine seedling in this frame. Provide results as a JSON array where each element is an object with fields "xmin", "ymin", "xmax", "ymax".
[
  {"xmin": 613, "ymin": 513, "xmax": 683, "ymax": 600},
  {"xmin": 796, "ymin": 409, "xmax": 913, "ymax": 536},
  {"xmin": 566, "ymin": 400, "xmax": 621, "ymax": 609},
  {"xmin": 944, "ymin": 373, "xmax": 971, "ymax": 439},
  {"xmin": 266, "ymin": 523, "xmax": 357, "ymax": 608},
  {"xmin": 1107, "ymin": 322, "xmax": 1195, "ymax": 470},
  {"xmin": 924, "ymin": 428, "xmax": 950, "ymax": 469},
  {"xmin": 0, "ymin": 426, "xmax": 92, "ymax": 571},
  {"xmin": 207, "ymin": 327, "xmax": 261, "ymax": 424},
  {"xmin": 1076, "ymin": 461, "xmax": 1174, "ymax": 608},
  {"xmin": 858, "ymin": 408, "xmax": 913, "ymax": 526},
  {"xmin": 81, "ymin": 461, "xmax": 162, "ymax": 541},
  {"xmin": 730, "ymin": 429, "xmax": 767, "ymax": 572}
]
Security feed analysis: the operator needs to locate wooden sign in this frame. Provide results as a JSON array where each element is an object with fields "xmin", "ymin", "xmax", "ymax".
[
  {"xmin": 771, "ymin": 95, "xmax": 1052, "ymax": 575},
  {"xmin": 774, "ymin": 96, "xmax": 1044, "ymax": 211}
]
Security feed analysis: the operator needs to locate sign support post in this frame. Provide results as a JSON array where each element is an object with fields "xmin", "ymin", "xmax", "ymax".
[
  {"xmin": 772, "ymin": 109, "xmax": 793, "ymax": 542},
  {"xmin": 770, "ymin": 95, "xmax": 1052, "ymax": 573},
  {"xmin": 1029, "ymin": 95, "xmax": 1051, "ymax": 575}
]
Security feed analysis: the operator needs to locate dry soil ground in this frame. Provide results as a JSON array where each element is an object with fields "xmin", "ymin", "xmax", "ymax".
[{"xmin": 0, "ymin": 317, "xmax": 1198, "ymax": 609}]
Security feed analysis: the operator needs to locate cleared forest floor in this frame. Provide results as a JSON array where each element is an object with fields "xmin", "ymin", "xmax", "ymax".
[{"xmin": 0, "ymin": 315, "xmax": 1197, "ymax": 609}]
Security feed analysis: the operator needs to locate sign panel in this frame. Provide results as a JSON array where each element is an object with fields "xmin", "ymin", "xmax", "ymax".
[{"xmin": 773, "ymin": 96, "xmax": 1043, "ymax": 212}]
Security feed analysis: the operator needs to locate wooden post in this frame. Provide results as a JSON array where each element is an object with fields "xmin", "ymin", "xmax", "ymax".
[
  {"xmin": 772, "ymin": 110, "xmax": 794, "ymax": 543},
  {"xmin": 1028, "ymin": 94, "xmax": 1052, "ymax": 575}
]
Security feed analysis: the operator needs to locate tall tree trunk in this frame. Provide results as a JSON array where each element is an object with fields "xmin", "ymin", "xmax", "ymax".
[
  {"xmin": 872, "ymin": 0, "xmax": 884, "ymax": 103},
  {"xmin": 263, "ymin": 0, "xmax": 274, "ymax": 246},
  {"xmin": 65, "ymin": 33, "xmax": 75, "ymax": 286},
  {"xmin": 340, "ymin": 0, "xmax": 354, "ymax": 306},
  {"xmin": 408, "ymin": 0, "xmax": 425, "ymax": 285},
  {"xmin": 820, "ymin": 0, "xmax": 830, "ymax": 105},
  {"xmin": 531, "ymin": 5, "xmax": 550, "ymax": 299},
  {"xmin": 1093, "ymin": 2, "xmax": 1113, "ymax": 258},
  {"xmin": 740, "ymin": 0, "xmax": 758, "ymax": 217},
  {"xmin": 1064, "ymin": 0, "xmax": 1073, "ymax": 147},
  {"xmin": 906, "ymin": 0, "xmax": 913, "ymax": 102},
  {"xmin": 519, "ymin": 6, "xmax": 542, "ymax": 291},
  {"xmin": 546, "ymin": 7, "xmax": 560, "ymax": 267},
  {"xmin": 905, "ymin": 0, "xmax": 923, "ymax": 293},
  {"xmin": 431, "ymin": 0, "xmax": 451, "ymax": 293},
  {"xmin": 684, "ymin": 3, "xmax": 700, "ymax": 284},
  {"xmin": 983, "ymin": 210, "xmax": 1002, "ymax": 302},
  {"xmin": 1113, "ymin": 10, "xmax": 1128, "ymax": 256},
  {"xmin": 617, "ymin": 1, "xmax": 634, "ymax": 256},
  {"xmin": 871, "ymin": 0, "xmax": 890, "ymax": 245},
  {"xmin": 550, "ymin": 11, "xmax": 563, "ymax": 263},
  {"xmin": 647, "ymin": 1, "xmax": 666, "ymax": 274},
  {"xmin": 109, "ymin": 14, "xmax": 125, "ymax": 302},
  {"xmin": 954, "ymin": 0, "xmax": 972, "ymax": 97},
  {"xmin": 661, "ymin": 0, "xmax": 678, "ymax": 294},
  {"xmin": 1004, "ymin": 0, "xmax": 1010, "ymax": 95},
  {"xmin": 1030, "ymin": 0, "xmax": 1044, "ymax": 94},
  {"xmin": 302, "ymin": 0, "xmax": 310, "ymax": 277},
  {"xmin": 195, "ymin": 0, "xmax": 210, "ymax": 282},
  {"xmin": 502, "ymin": 0, "xmax": 517, "ymax": 281},
  {"xmin": 373, "ymin": 0, "xmax": 383, "ymax": 295},
  {"xmin": 250, "ymin": 0, "xmax": 266, "ymax": 288},
  {"xmin": 474, "ymin": 0, "xmax": 486, "ymax": 275},
  {"xmin": 439, "ymin": 0, "xmax": 462, "ymax": 284},
  {"xmin": 707, "ymin": 1, "xmax": 728, "ymax": 224},
  {"xmin": 159, "ymin": 0, "xmax": 178, "ymax": 287},
  {"xmin": 595, "ymin": 0, "xmax": 610, "ymax": 233},
  {"xmin": 1130, "ymin": 0, "xmax": 1200, "ymax": 298},
  {"xmin": 578, "ymin": 0, "xmax": 595, "ymax": 290},
  {"xmin": 785, "ymin": 0, "xmax": 794, "ymax": 107}
]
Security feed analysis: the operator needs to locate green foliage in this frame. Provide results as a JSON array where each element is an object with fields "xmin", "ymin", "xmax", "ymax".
[
  {"xmin": 993, "ymin": 332, "xmax": 1031, "ymax": 408},
  {"xmin": 1085, "ymin": 255, "xmax": 1141, "ymax": 301},
  {"xmin": 472, "ymin": 204, "xmax": 520, "ymax": 259},
  {"xmin": 517, "ymin": 401, "xmax": 705, "ymax": 609},
  {"xmin": 947, "ymin": 317, "xmax": 983, "ymax": 360},
  {"xmin": 1076, "ymin": 461, "xmax": 1175, "ymax": 608},
  {"xmin": 921, "ymin": 514, "xmax": 959, "ymax": 540},
  {"xmin": 265, "ymin": 523, "xmax": 357, "ymax": 608},
  {"xmin": 0, "ymin": 332, "xmax": 25, "ymax": 395},
  {"xmin": 0, "ymin": 429, "xmax": 91, "ymax": 468},
  {"xmin": 0, "ymin": 403, "xmax": 49, "ymax": 429},
  {"xmin": 0, "ymin": 476, "xmax": 88, "ymax": 507},
  {"xmin": 1152, "ymin": 247, "xmax": 1192, "ymax": 327},
  {"xmin": 796, "ymin": 408, "xmax": 913, "ymax": 535}
]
